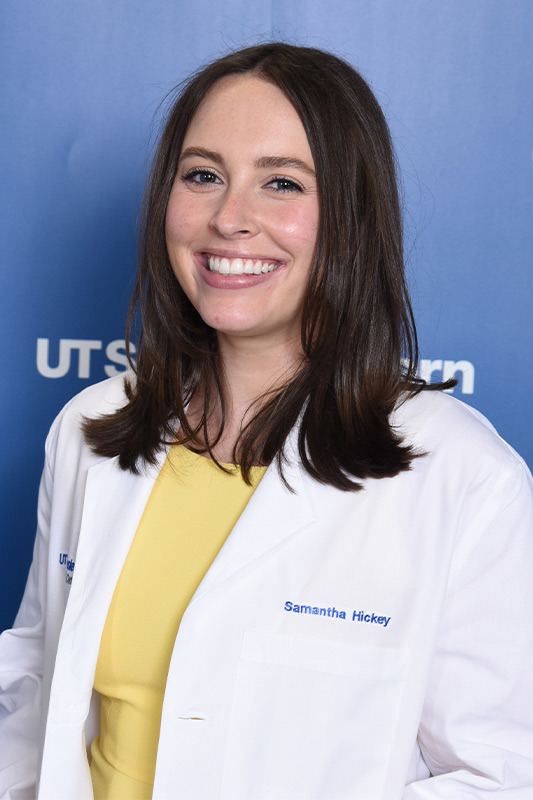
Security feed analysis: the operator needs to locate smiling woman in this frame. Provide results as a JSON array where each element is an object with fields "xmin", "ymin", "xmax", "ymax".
[
  {"xmin": 1, "ymin": 42, "xmax": 533, "ymax": 800},
  {"xmin": 165, "ymin": 75, "xmax": 319, "ymax": 353},
  {"xmin": 83, "ymin": 44, "xmax": 423, "ymax": 481}
]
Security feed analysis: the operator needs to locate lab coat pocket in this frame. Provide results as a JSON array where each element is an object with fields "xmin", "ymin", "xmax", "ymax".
[{"xmin": 220, "ymin": 630, "xmax": 409, "ymax": 800}]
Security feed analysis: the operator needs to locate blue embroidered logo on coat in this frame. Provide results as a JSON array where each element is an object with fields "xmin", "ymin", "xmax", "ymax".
[{"xmin": 59, "ymin": 552, "xmax": 75, "ymax": 584}]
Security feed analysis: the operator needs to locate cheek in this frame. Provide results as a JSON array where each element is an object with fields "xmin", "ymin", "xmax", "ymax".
[
  {"xmin": 164, "ymin": 199, "xmax": 200, "ymax": 299},
  {"xmin": 165, "ymin": 194, "xmax": 203, "ymax": 250},
  {"xmin": 274, "ymin": 205, "xmax": 319, "ymax": 251}
]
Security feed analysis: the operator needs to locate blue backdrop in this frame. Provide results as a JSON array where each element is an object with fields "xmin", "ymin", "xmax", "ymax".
[{"xmin": 1, "ymin": 0, "xmax": 532, "ymax": 631}]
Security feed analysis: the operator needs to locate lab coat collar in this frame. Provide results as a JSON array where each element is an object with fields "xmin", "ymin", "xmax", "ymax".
[{"xmin": 189, "ymin": 435, "xmax": 316, "ymax": 603}]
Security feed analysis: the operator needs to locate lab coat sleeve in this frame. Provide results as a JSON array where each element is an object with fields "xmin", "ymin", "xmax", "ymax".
[
  {"xmin": 0, "ymin": 443, "xmax": 53, "ymax": 800},
  {"xmin": 403, "ymin": 458, "xmax": 533, "ymax": 797}
]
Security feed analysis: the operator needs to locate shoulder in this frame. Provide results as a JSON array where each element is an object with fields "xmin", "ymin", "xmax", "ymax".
[
  {"xmin": 393, "ymin": 389, "xmax": 531, "ymax": 498},
  {"xmin": 44, "ymin": 373, "xmax": 132, "ymax": 465},
  {"xmin": 383, "ymin": 393, "xmax": 533, "ymax": 572},
  {"xmin": 396, "ymin": 390, "xmax": 523, "ymax": 462},
  {"xmin": 56, "ymin": 371, "xmax": 132, "ymax": 421}
]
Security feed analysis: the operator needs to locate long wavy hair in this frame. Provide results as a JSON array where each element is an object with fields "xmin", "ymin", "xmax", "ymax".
[{"xmin": 84, "ymin": 42, "xmax": 434, "ymax": 490}]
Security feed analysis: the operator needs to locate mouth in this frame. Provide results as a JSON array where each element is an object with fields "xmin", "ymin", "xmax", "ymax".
[{"xmin": 206, "ymin": 255, "xmax": 283, "ymax": 275}]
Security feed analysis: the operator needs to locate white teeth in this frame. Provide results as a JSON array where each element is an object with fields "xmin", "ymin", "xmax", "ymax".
[
  {"xmin": 229, "ymin": 258, "xmax": 244, "ymax": 275},
  {"xmin": 207, "ymin": 256, "xmax": 280, "ymax": 275}
]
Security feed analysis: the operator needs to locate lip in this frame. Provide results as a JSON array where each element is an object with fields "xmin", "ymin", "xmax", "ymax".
[{"xmin": 195, "ymin": 251, "xmax": 286, "ymax": 290}]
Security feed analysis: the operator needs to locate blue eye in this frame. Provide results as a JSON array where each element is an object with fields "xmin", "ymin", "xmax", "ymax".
[
  {"xmin": 268, "ymin": 177, "xmax": 303, "ymax": 193},
  {"xmin": 182, "ymin": 169, "xmax": 220, "ymax": 184}
]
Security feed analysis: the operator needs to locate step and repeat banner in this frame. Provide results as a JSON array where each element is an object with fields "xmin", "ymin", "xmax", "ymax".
[{"xmin": 1, "ymin": 1, "xmax": 532, "ymax": 630}]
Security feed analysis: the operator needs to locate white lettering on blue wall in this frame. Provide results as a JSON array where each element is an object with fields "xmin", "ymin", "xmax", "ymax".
[
  {"xmin": 37, "ymin": 338, "xmax": 136, "ymax": 379},
  {"xmin": 104, "ymin": 340, "xmax": 132, "ymax": 377},
  {"xmin": 419, "ymin": 359, "xmax": 475, "ymax": 394},
  {"xmin": 401, "ymin": 358, "xmax": 475, "ymax": 394}
]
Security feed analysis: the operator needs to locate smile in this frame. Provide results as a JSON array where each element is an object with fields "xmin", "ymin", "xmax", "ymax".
[{"xmin": 207, "ymin": 256, "xmax": 282, "ymax": 275}]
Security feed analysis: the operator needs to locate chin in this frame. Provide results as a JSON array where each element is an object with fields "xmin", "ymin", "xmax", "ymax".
[
  {"xmin": 210, "ymin": 320, "xmax": 265, "ymax": 337},
  {"xmin": 200, "ymin": 307, "xmax": 265, "ymax": 335}
]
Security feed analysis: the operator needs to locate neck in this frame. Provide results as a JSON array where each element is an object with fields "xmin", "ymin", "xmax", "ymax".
[
  {"xmin": 185, "ymin": 331, "xmax": 304, "ymax": 463},
  {"xmin": 218, "ymin": 331, "xmax": 303, "ymax": 415}
]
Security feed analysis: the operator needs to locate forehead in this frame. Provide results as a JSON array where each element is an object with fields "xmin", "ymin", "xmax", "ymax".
[{"xmin": 182, "ymin": 75, "xmax": 313, "ymax": 159}]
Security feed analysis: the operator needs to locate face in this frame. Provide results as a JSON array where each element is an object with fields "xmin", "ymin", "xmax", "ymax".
[{"xmin": 165, "ymin": 75, "xmax": 319, "ymax": 353}]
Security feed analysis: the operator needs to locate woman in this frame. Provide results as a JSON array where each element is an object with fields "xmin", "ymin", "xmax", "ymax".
[{"xmin": 1, "ymin": 43, "xmax": 533, "ymax": 800}]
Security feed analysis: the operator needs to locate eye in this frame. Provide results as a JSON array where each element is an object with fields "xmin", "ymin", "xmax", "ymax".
[
  {"xmin": 266, "ymin": 176, "xmax": 304, "ymax": 193},
  {"xmin": 181, "ymin": 168, "xmax": 221, "ymax": 185}
]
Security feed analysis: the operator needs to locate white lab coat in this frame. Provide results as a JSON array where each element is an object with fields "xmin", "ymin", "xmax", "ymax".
[{"xmin": 1, "ymin": 374, "xmax": 533, "ymax": 799}]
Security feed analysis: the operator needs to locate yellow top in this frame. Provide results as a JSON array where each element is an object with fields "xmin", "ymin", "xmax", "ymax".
[{"xmin": 89, "ymin": 445, "xmax": 266, "ymax": 800}]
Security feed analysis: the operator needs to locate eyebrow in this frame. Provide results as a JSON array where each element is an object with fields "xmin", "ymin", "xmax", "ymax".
[
  {"xmin": 179, "ymin": 147, "xmax": 316, "ymax": 178},
  {"xmin": 256, "ymin": 155, "xmax": 315, "ymax": 178}
]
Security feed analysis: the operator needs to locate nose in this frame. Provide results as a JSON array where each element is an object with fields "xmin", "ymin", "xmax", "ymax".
[{"xmin": 209, "ymin": 189, "xmax": 259, "ymax": 237}]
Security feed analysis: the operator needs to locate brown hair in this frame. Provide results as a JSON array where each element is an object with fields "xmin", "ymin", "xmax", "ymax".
[{"xmin": 84, "ymin": 42, "xmax": 437, "ymax": 490}]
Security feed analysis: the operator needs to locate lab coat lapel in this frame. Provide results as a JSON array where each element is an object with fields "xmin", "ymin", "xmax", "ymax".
[
  {"xmin": 40, "ymin": 452, "xmax": 167, "ymax": 800},
  {"xmin": 190, "ymin": 446, "xmax": 316, "ymax": 602},
  {"xmin": 53, "ymin": 451, "xmax": 167, "ymax": 689}
]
